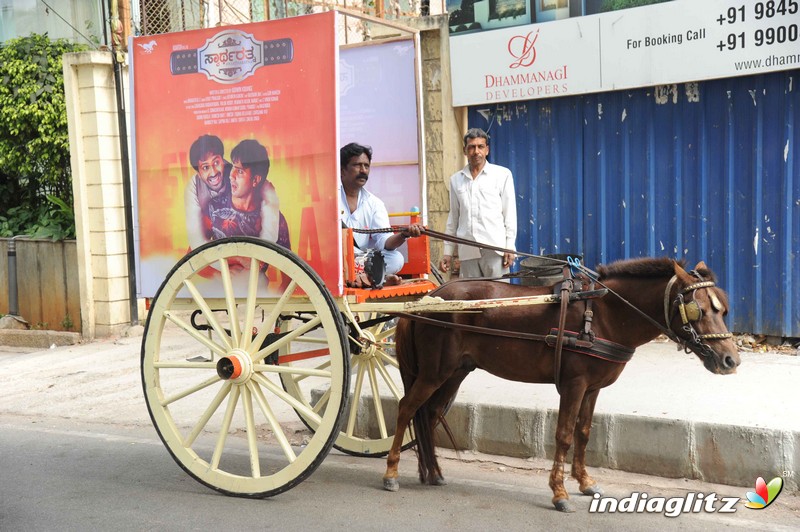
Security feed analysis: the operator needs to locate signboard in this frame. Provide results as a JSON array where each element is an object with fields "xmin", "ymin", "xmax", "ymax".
[
  {"xmin": 450, "ymin": 17, "xmax": 600, "ymax": 106},
  {"xmin": 340, "ymin": 39, "xmax": 422, "ymax": 215},
  {"xmin": 451, "ymin": 0, "xmax": 800, "ymax": 106},
  {"xmin": 131, "ymin": 12, "xmax": 341, "ymax": 298}
]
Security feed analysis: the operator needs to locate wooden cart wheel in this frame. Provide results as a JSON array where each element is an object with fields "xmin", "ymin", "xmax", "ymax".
[
  {"xmin": 280, "ymin": 311, "xmax": 414, "ymax": 457},
  {"xmin": 141, "ymin": 237, "xmax": 349, "ymax": 498}
]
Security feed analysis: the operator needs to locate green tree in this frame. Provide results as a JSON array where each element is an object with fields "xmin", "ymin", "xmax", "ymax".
[{"xmin": 0, "ymin": 33, "xmax": 87, "ymax": 239}]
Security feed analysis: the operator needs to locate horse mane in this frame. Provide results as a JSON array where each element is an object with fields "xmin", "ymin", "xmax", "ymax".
[{"xmin": 596, "ymin": 257, "xmax": 687, "ymax": 280}]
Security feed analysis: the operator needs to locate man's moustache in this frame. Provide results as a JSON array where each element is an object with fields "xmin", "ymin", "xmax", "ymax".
[{"xmin": 358, "ymin": 173, "xmax": 369, "ymax": 180}]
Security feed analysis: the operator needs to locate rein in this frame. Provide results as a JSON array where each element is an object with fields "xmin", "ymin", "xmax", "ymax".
[
  {"xmin": 392, "ymin": 312, "xmax": 578, "ymax": 344},
  {"xmin": 355, "ymin": 226, "xmax": 732, "ymax": 372},
  {"xmin": 353, "ymin": 226, "xmax": 601, "ymax": 278}
]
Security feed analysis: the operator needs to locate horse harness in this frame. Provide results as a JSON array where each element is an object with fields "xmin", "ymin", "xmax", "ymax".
[
  {"xmin": 397, "ymin": 267, "xmax": 731, "ymax": 395},
  {"xmin": 397, "ymin": 267, "xmax": 632, "ymax": 394},
  {"xmin": 353, "ymin": 226, "xmax": 731, "ymax": 392}
]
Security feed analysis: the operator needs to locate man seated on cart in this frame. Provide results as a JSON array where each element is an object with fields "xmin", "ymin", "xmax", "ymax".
[{"xmin": 339, "ymin": 142, "xmax": 423, "ymax": 288}]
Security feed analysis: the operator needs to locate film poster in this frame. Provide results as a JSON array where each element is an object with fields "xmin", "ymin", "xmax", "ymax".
[{"xmin": 131, "ymin": 12, "xmax": 340, "ymax": 298}]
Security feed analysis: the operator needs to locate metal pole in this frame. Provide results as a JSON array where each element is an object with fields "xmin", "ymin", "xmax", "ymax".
[
  {"xmin": 112, "ymin": 59, "xmax": 139, "ymax": 326},
  {"xmin": 110, "ymin": 0, "xmax": 139, "ymax": 325},
  {"xmin": 7, "ymin": 237, "xmax": 19, "ymax": 316},
  {"xmin": 5, "ymin": 235, "xmax": 29, "ymax": 327}
]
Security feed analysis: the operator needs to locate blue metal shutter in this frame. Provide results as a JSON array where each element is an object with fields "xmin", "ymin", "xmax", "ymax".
[{"xmin": 469, "ymin": 69, "xmax": 800, "ymax": 337}]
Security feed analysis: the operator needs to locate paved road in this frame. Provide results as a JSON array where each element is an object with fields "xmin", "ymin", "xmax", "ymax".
[
  {"xmin": 1, "ymin": 328, "xmax": 799, "ymax": 529},
  {"xmin": 1, "ymin": 416, "xmax": 798, "ymax": 531}
]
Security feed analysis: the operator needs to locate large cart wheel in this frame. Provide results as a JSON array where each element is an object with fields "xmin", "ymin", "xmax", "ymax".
[
  {"xmin": 280, "ymin": 310, "xmax": 414, "ymax": 457},
  {"xmin": 141, "ymin": 237, "xmax": 349, "ymax": 498}
]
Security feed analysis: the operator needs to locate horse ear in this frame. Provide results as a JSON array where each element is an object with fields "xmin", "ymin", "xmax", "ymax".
[
  {"xmin": 673, "ymin": 260, "xmax": 694, "ymax": 283},
  {"xmin": 694, "ymin": 261, "xmax": 708, "ymax": 271}
]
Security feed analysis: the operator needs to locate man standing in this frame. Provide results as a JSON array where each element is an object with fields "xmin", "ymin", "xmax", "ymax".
[
  {"xmin": 339, "ymin": 142, "xmax": 422, "ymax": 287},
  {"xmin": 439, "ymin": 128, "xmax": 517, "ymax": 278}
]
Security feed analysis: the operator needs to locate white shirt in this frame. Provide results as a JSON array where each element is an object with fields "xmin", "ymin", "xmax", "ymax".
[
  {"xmin": 443, "ymin": 161, "xmax": 517, "ymax": 261},
  {"xmin": 339, "ymin": 186, "xmax": 405, "ymax": 275},
  {"xmin": 339, "ymin": 187, "xmax": 391, "ymax": 251}
]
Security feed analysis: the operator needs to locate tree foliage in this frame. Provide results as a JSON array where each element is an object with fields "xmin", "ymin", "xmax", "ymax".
[{"xmin": 0, "ymin": 33, "xmax": 87, "ymax": 239}]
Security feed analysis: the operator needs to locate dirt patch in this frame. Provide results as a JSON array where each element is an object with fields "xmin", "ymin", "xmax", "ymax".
[
  {"xmin": 734, "ymin": 334, "xmax": 799, "ymax": 355},
  {"xmin": 652, "ymin": 333, "xmax": 798, "ymax": 356}
]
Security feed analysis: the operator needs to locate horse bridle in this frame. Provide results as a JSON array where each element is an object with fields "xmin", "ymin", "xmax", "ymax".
[{"xmin": 662, "ymin": 271, "xmax": 733, "ymax": 360}]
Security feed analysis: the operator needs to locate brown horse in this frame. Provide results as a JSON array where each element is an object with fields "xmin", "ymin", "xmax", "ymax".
[{"xmin": 382, "ymin": 257, "xmax": 740, "ymax": 512}]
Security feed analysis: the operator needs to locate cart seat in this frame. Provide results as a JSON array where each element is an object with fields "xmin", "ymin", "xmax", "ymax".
[{"xmin": 342, "ymin": 211, "xmax": 436, "ymax": 302}]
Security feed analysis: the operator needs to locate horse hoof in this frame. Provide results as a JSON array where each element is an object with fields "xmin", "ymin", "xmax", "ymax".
[
  {"xmin": 383, "ymin": 477, "xmax": 400, "ymax": 492},
  {"xmin": 553, "ymin": 499, "xmax": 575, "ymax": 513},
  {"xmin": 433, "ymin": 475, "xmax": 447, "ymax": 486},
  {"xmin": 582, "ymin": 484, "xmax": 603, "ymax": 496}
]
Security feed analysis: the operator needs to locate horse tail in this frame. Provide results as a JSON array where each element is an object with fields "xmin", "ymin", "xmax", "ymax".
[{"xmin": 395, "ymin": 317, "xmax": 444, "ymax": 485}]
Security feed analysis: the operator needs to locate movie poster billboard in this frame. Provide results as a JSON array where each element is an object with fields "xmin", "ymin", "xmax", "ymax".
[{"xmin": 131, "ymin": 12, "xmax": 340, "ymax": 298}]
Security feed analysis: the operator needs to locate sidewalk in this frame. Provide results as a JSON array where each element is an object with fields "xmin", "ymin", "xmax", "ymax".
[{"xmin": 0, "ymin": 327, "xmax": 797, "ymax": 493}]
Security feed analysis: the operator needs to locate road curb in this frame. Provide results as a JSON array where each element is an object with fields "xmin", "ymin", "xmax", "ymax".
[
  {"xmin": 434, "ymin": 401, "xmax": 799, "ymax": 493},
  {"xmin": 0, "ymin": 329, "xmax": 81, "ymax": 349}
]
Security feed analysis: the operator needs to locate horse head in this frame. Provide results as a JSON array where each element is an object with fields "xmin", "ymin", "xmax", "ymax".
[{"xmin": 667, "ymin": 261, "xmax": 740, "ymax": 374}]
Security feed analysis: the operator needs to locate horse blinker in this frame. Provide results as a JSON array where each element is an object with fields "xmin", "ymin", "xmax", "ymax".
[{"xmin": 680, "ymin": 300, "xmax": 702, "ymax": 323}]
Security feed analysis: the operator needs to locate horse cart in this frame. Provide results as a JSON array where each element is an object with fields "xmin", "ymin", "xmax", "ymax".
[
  {"xmin": 140, "ymin": 213, "xmax": 742, "ymax": 508},
  {"xmin": 140, "ymin": 209, "xmax": 568, "ymax": 497},
  {"xmin": 133, "ymin": 13, "xmax": 739, "ymax": 508}
]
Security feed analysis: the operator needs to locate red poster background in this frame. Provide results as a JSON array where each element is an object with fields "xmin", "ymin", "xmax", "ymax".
[{"xmin": 131, "ymin": 12, "xmax": 340, "ymax": 297}]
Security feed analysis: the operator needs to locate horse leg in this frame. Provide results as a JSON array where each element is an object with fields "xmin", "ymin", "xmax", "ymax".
[
  {"xmin": 548, "ymin": 385, "xmax": 585, "ymax": 513},
  {"xmin": 383, "ymin": 381, "xmax": 440, "ymax": 492},
  {"xmin": 570, "ymin": 389, "xmax": 603, "ymax": 496}
]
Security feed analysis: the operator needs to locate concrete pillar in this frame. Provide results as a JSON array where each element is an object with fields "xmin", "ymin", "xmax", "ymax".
[
  {"xmin": 63, "ymin": 51, "xmax": 132, "ymax": 339},
  {"xmin": 411, "ymin": 15, "xmax": 466, "ymax": 267}
]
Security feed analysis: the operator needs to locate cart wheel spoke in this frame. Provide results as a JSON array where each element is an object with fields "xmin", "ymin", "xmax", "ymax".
[
  {"xmin": 378, "ymin": 349, "xmax": 400, "ymax": 369},
  {"xmin": 374, "ymin": 356, "xmax": 402, "ymax": 400},
  {"xmin": 249, "ymin": 381, "xmax": 297, "ymax": 462},
  {"xmin": 164, "ymin": 310, "xmax": 228, "ymax": 358},
  {"xmin": 185, "ymin": 381, "xmax": 232, "ymax": 446},
  {"xmin": 280, "ymin": 311, "xmax": 413, "ymax": 457},
  {"xmin": 367, "ymin": 359, "xmax": 389, "ymax": 439},
  {"xmin": 345, "ymin": 360, "xmax": 368, "ymax": 437},
  {"xmin": 246, "ymin": 278, "xmax": 298, "ymax": 354},
  {"xmin": 210, "ymin": 384, "xmax": 239, "ymax": 469}
]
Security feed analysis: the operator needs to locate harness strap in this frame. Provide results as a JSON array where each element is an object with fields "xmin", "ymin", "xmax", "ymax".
[
  {"xmin": 390, "ymin": 314, "xmax": 631, "ymax": 364},
  {"xmin": 394, "ymin": 312, "xmax": 555, "ymax": 343},
  {"xmin": 553, "ymin": 266, "xmax": 572, "ymax": 395},
  {"xmin": 357, "ymin": 226, "xmax": 734, "ymax": 366},
  {"xmin": 545, "ymin": 329, "xmax": 635, "ymax": 363},
  {"xmin": 663, "ymin": 275, "xmax": 679, "ymax": 327},
  {"xmin": 683, "ymin": 281, "xmax": 715, "ymax": 292},
  {"xmin": 353, "ymin": 226, "xmax": 603, "ymax": 279}
]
